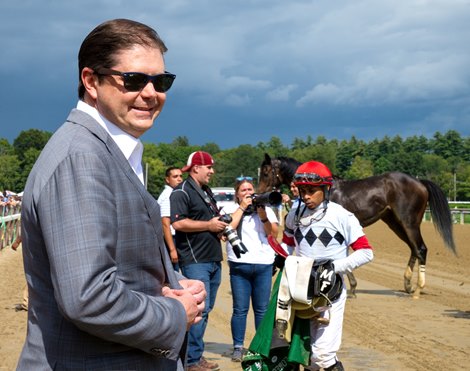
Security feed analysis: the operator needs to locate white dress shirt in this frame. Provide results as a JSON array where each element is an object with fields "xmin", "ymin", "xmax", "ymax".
[{"xmin": 76, "ymin": 100, "xmax": 144, "ymax": 184}]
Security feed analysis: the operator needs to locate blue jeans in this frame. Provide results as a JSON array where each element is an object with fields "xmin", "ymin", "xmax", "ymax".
[
  {"xmin": 181, "ymin": 262, "xmax": 222, "ymax": 366},
  {"xmin": 228, "ymin": 261, "xmax": 273, "ymax": 347}
]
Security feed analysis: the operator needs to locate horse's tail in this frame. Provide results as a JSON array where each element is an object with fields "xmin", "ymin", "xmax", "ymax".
[{"xmin": 420, "ymin": 179, "xmax": 457, "ymax": 255}]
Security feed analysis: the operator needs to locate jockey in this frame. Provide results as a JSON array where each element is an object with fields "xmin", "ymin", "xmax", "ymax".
[{"xmin": 282, "ymin": 160, "xmax": 374, "ymax": 371}]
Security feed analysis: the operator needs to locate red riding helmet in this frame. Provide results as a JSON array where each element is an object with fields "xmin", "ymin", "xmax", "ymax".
[{"xmin": 293, "ymin": 161, "xmax": 333, "ymax": 187}]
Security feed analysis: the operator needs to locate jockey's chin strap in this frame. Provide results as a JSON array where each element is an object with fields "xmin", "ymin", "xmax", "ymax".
[{"xmin": 294, "ymin": 200, "xmax": 328, "ymax": 227}]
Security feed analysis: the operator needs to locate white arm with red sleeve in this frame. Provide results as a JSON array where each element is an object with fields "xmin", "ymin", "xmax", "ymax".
[
  {"xmin": 333, "ymin": 235, "xmax": 374, "ymax": 274},
  {"xmin": 282, "ymin": 220, "xmax": 296, "ymax": 247}
]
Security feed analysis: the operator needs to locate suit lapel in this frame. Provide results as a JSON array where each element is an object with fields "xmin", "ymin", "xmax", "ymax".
[{"xmin": 66, "ymin": 110, "xmax": 171, "ymax": 269}]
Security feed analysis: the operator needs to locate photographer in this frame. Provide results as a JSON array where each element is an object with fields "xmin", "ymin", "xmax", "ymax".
[
  {"xmin": 170, "ymin": 151, "xmax": 226, "ymax": 371},
  {"xmin": 223, "ymin": 177, "xmax": 279, "ymax": 362}
]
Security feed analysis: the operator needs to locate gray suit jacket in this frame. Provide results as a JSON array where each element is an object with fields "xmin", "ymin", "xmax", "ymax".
[{"xmin": 18, "ymin": 109, "xmax": 187, "ymax": 370}]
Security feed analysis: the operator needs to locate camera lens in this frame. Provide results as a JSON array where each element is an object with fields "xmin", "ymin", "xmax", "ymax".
[{"xmin": 224, "ymin": 225, "xmax": 248, "ymax": 257}]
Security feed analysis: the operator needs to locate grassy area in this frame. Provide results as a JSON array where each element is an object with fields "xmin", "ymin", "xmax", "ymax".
[{"xmin": 449, "ymin": 202, "xmax": 470, "ymax": 208}]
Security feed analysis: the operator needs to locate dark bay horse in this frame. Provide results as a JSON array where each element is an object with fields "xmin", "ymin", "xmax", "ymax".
[{"xmin": 258, "ymin": 154, "xmax": 457, "ymax": 298}]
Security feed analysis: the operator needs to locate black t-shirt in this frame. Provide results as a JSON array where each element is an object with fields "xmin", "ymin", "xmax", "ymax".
[{"xmin": 170, "ymin": 176, "xmax": 223, "ymax": 266}]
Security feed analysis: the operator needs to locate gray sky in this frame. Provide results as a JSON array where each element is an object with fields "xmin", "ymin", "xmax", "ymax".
[{"xmin": 1, "ymin": 0, "xmax": 469, "ymax": 148}]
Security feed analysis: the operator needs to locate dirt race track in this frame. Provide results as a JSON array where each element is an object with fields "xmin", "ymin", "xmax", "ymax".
[{"xmin": 1, "ymin": 221, "xmax": 469, "ymax": 370}]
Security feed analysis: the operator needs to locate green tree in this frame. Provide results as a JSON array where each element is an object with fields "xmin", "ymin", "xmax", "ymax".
[
  {"xmin": 17, "ymin": 148, "xmax": 42, "ymax": 190},
  {"xmin": 289, "ymin": 142, "xmax": 337, "ymax": 173},
  {"xmin": 213, "ymin": 145, "xmax": 263, "ymax": 187},
  {"xmin": 431, "ymin": 130, "xmax": 464, "ymax": 160},
  {"xmin": 172, "ymin": 136, "xmax": 190, "ymax": 147},
  {"xmin": 0, "ymin": 138, "xmax": 14, "ymax": 156},
  {"xmin": 462, "ymin": 137, "xmax": 470, "ymax": 162},
  {"xmin": 421, "ymin": 154, "xmax": 452, "ymax": 196},
  {"xmin": 345, "ymin": 156, "xmax": 374, "ymax": 179},
  {"xmin": 258, "ymin": 136, "xmax": 289, "ymax": 158},
  {"xmin": 363, "ymin": 139, "xmax": 382, "ymax": 165},
  {"xmin": 335, "ymin": 136, "xmax": 366, "ymax": 176},
  {"xmin": 143, "ymin": 157, "xmax": 166, "ymax": 197},
  {"xmin": 143, "ymin": 142, "xmax": 196, "ymax": 170},
  {"xmin": 13, "ymin": 129, "xmax": 52, "ymax": 162},
  {"xmin": 291, "ymin": 135, "xmax": 313, "ymax": 151},
  {"xmin": 201, "ymin": 142, "xmax": 221, "ymax": 157},
  {"xmin": 0, "ymin": 155, "xmax": 21, "ymax": 191},
  {"xmin": 455, "ymin": 162, "xmax": 470, "ymax": 200},
  {"xmin": 142, "ymin": 142, "xmax": 195, "ymax": 196},
  {"xmin": 387, "ymin": 149, "xmax": 424, "ymax": 176},
  {"xmin": 402, "ymin": 135, "xmax": 430, "ymax": 155},
  {"xmin": 373, "ymin": 156, "xmax": 393, "ymax": 174}
]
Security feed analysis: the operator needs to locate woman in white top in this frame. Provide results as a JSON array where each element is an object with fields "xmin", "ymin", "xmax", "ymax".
[{"xmin": 224, "ymin": 177, "xmax": 279, "ymax": 362}]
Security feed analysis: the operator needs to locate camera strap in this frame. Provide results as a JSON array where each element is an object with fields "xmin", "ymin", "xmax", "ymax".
[
  {"xmin": 186, "ymin": 176, "xmax": 220, "ymax": 217},
  {"xmin": 236, "ymin": 213, "xmax": 244, "ymax": 241},
  {"xmin": 203, "ymin": 185, "xmax": 221, "ymax": 216}
]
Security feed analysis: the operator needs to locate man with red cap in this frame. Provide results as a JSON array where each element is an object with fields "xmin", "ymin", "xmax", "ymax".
[
  {"xmin": 170, "ymin": 151, "xmax": 228, "ymax": 371},
  {"xmin": 281, "ymin": 160, "xmax": 374, "ymax": 371}
]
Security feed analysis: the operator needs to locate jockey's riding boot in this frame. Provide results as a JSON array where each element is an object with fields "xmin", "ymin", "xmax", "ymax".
[{"xmin": 324, "ymin": 360, "xmax": 345, "ymax": 371}]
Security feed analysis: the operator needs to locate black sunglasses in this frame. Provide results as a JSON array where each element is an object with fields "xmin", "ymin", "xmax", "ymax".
[{"xmin": 95, "ymin": 68, "xmax": 176, "ymax": 92}]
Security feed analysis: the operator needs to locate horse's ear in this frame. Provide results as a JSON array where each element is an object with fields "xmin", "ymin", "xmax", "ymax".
[{"xmin": 264, "ymin": 153, "xmax": 271, "ymax": 164}]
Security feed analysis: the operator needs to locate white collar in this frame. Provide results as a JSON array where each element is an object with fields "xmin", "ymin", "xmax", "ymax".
[{"xmin": 76, "ymin": 100, "xmax": 144, "ymax": 184}]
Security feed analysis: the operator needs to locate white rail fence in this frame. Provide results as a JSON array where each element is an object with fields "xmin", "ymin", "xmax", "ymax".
[
  {"xmin": 423, "ymin": 208, "xmax": 470, "ymax": 225},
  {"xmin": 1, "ymin": 207, "xmax": 21, "ymax": 251}
]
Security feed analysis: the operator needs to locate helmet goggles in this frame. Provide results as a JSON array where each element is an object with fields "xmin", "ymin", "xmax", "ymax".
[{"xmin": 293, "ymin": 172, "xmax": 333, "ymax": 186}]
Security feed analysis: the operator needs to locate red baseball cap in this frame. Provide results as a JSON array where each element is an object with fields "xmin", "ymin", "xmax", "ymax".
[{"xmin": 182, "ymin": 151, "xmax": 215, "ymax": 172}]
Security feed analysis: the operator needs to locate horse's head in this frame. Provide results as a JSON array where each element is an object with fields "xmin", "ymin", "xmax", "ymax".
[
  {"xmin": 257, "ymin": 153, "xmax": 300, "ymax": 193},
  {"xmin": 257, "ymin": 154, "xmax": 281, "ymax": 193}
]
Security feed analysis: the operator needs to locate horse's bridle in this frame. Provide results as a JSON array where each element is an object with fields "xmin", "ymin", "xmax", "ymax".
[{"xmin": 270, "ymin": 159, "xmax": 281, "ymax": 191}]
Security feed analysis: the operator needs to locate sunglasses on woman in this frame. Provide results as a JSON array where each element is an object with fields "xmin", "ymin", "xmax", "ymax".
[{"xmin": 95, "ymin": 68, "xmax": 176, "ymax": 92}]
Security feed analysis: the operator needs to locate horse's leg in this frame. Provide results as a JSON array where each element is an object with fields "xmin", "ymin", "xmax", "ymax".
[
  {"xmin": 381, "ymin": 214, "xmax": 425, "ymax": 296},
  {"xmin": 346, "ymin": 271, "xmax": 357, "ymax": 298},
  {"xmin": 404, "ymin": 255, "xmax": 416, "ymax": 294},
  {"xmin": 398, "ymin": 225, "xmax": 428, "ymax": 298},
  {"xmin": 412, "ymin": 244, "xmax": 428, "ymax": 299}
]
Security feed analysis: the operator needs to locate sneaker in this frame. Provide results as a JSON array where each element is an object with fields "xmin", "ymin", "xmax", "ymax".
[
  {"xmin": 200, "ymin": 356, "xmax": 220, "ymax": 370},
  {"xmin": 187, "ymin": 363, "xmax": 211, "ymax": 371},
  {"xmin": 231, "ymin": 347, "xmax": 243, "ymax": 362}
]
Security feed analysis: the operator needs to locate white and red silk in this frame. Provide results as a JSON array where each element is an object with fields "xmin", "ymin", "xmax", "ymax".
[{"xmin": 279, "ymin": 232, "xmax": 373, "ymax": 274}]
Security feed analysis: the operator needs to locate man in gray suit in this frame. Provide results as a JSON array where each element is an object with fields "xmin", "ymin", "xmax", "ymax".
[{"xmin": 17, "ymin": 19, "xmax": 205, "ymax": 370}]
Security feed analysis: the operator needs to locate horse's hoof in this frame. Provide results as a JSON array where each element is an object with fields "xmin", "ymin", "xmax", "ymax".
[
  {"xmin": 347, "ymin": 292, "xmax": 357, "ymax": 299},
  {"xmin": 412, "ymin": 287, "xmax": 421, "ymax": 299},
  {"xmin": 404, "ymin": 282, "xmax": 413, "ymax": 294}
]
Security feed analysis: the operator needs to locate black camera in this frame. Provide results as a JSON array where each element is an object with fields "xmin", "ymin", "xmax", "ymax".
[
  {"xmin": 251, "ymin": 191, "xmax": 283, "ymax": 207},
  {"xmin": 219, "ymin": 214, "xmax": 248, "ymax": 258}
]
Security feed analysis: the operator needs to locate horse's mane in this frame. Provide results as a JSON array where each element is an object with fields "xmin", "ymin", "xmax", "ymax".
[{"xmin": 275, "ymin": 156, "xmax": 301, "ymax": 180}]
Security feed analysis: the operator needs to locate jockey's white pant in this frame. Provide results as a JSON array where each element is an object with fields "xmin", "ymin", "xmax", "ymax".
[{"xmin": 305, "ymin": 287, "xmax": 347, "ymax": 370}]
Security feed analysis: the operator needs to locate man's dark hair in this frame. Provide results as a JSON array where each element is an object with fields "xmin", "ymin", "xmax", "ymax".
[
  {"xmin": 165, "ymin": 166, "xmax": 181, "ymax": 177},
  {"xmin": 78, "ymin": 18, "xmax": 168, "ymax": 99}
]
